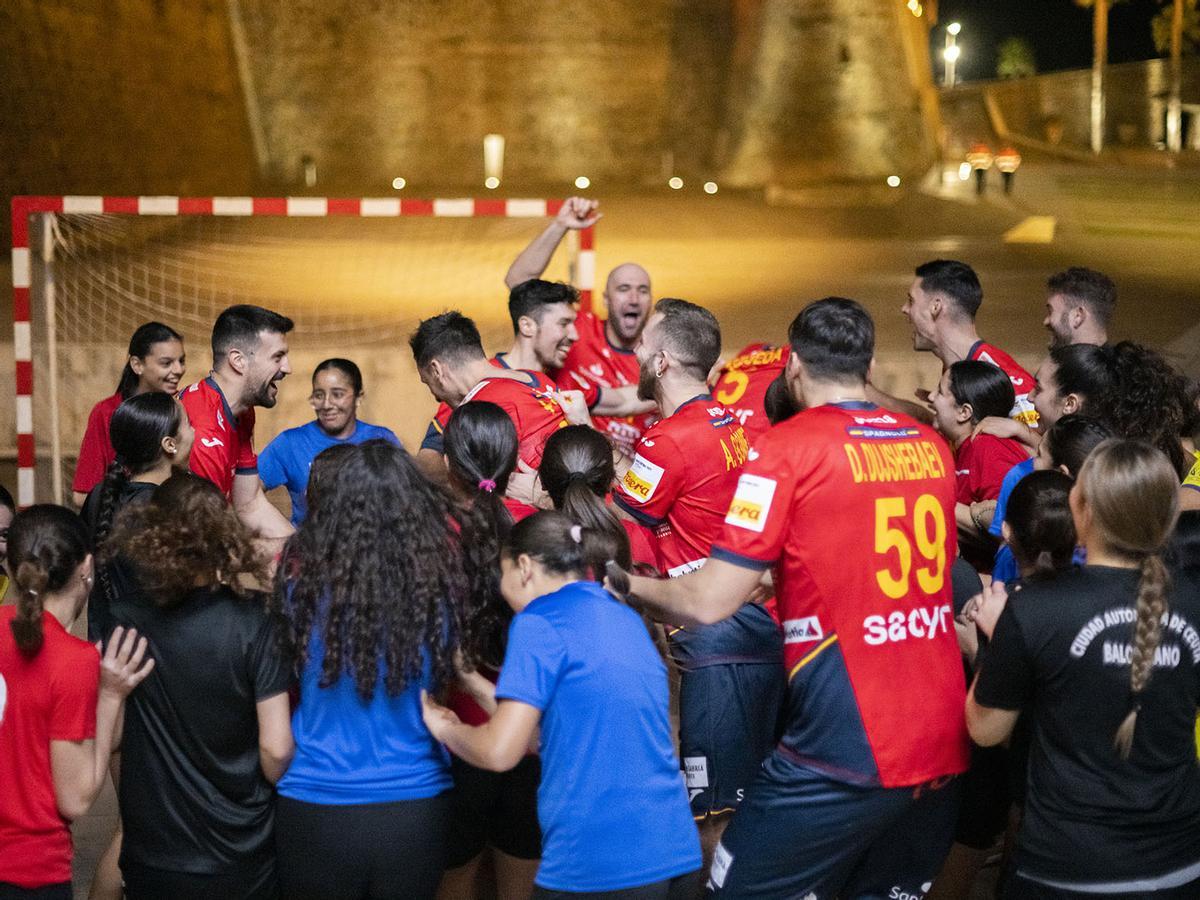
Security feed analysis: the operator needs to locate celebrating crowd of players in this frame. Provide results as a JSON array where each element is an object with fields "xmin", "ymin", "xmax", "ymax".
[{"xmin": 3, "ymin": 195, "xmax": 1200, "ymax": 900}]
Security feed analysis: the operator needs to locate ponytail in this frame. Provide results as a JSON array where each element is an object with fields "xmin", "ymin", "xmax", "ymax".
[
  {"xmin": 1113, "ymin": 554, "xmax": 1170, "ymax": 759},
  {"xmin": 560, "ymin": 477, "xmax": 632, "ymax": 576},
  {"xmin": 91, "ymin": 459, "xmax": 130, "ymax": 621},
  {"xmin": 11, "ymin": 559, "xmax": 50, "ymax": 656},
  {"xmin": 6, "ymin": 505, "xmax": 91, "ymax": 658}
]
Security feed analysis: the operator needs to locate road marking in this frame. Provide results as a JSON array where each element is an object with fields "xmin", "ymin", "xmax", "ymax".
[{"xmin": 1003, "ymin": 216, "xmax": 1056, "ymax": 244}]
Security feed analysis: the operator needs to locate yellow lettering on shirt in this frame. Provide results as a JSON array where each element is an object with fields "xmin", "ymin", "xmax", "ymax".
[{"xmin": 844, "ymin": 441, "xmax": 946, "ymax": 484}]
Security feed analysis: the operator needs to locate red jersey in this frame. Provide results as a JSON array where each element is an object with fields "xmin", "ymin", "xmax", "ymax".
[
  {"xmin": 613, "ymin": 395, "xmax": 750, "ymax": 576},
  {"xmin": 180, "ymin": 376, "xmax": 257, "ymax": 499},
  {"xmin": 713, "ymin": 343, "xmax": 789, "ymax": 444},
  {"xmin": 0, "ymin": 608, "xmax": 100, "ymax": 888},
  {"xmin": 420, "ymin": 356, "xmax": 525, "ymax": 455},
  {"xmin": 968, "ymin": 340, "xmax": 1039, "ymax": 428},
  {"xmin": 559, "ymin": 311, "xmax": 655, "ymax": 456},
  {"xmin": 73, "ymin": 392, "xmax": 123, "ymax": 495},
  {"xmin": 461, "ymin": 371, "xmax": 568, "ymax": 469},
  {"xmin": 954, "ymin": 434, "xmax": 1030, "ymax": 506},
  {"xmin": 710, "ymin": 402, "xmax": 969, "ymax": 788}
]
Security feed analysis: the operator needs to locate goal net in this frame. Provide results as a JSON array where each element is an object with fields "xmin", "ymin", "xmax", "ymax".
[{"xmin": 11, "ymin": 196, "xmax": 595, "ymax": 506}]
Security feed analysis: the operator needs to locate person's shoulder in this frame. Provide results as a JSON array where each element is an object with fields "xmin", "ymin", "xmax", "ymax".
[
  {"xmin": 267, "ymin": 421, "xmax": 315, "ymax": 447},
  {"xmin": 179, "ymin": 380, "xmax": 214, "ymax": 416},
  {"xmin": 45, "ymin": 616, "xmax": 101, "ymax": 664},
  {"xmin": 358, "ymin": 421, "xmax": 400, "ymax": 443},
  {"xmin": 92, "ymin": 392, "xmax": 123, "ymax": 417},
  {"xmin": 198, "ymin": 585, "xmax": 273, "ymax": 626}
]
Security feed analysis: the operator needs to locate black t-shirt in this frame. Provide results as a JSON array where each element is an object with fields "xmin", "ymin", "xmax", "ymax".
[
  {"xmin": 82, "ymin": 479, "xmax": 155, "ymax": 643},
  {"xmin": 114, "ymin": 586, "xmax": 291, "ymax": 875},
  {"xmin": 976, "ymin": 565, "xmax": 1200, "ymax": 886}
]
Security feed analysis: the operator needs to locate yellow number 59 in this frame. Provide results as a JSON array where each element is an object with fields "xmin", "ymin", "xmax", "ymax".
[{"xmin": 874, "ymin": 494, "xmax": 947, "ymax": 599}]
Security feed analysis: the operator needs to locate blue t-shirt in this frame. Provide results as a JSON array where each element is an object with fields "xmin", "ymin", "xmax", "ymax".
[
  {"xmin": 258, "ymin": 420, "xmax": 400, "ymax": 524},
  {"xmin": 495, "ymin": 581, "xmax": 701, "ymax": 892},
  {"xmin": 989, "ymin": 457, "xmax": 1036, "ymax": 539},
  {"xmin": 277, "ymin": 632, "xmax": 451, "ymax": 805}
]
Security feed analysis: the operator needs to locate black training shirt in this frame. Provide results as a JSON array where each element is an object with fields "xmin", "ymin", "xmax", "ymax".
[
  {"xmin": 114, "ymin": 586, "xmax": 291, "ymax": 876},
  {"xmin": 976, "ymin": 566, "xmax": 1200, "ymax": 888}
]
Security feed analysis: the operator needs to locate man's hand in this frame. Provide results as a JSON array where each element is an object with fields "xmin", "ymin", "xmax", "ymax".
[
  {"xmin": 506, "ymin": 458, "xmax": 552, "ymax": 509},
  {"xmin": 552, "ymin": 390, "xmax": 592, "ymax": 427},
  {"xmin": 555, "ymin": 197, "xmax": 602, "ymax": 230}
]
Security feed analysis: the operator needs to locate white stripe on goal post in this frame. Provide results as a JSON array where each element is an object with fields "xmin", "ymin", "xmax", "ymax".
[
  {"xmin": 11, "ymin": 248, "xmax": 30, "ymax": 289},
  {"xmin": 360, "ymin": 198, "xmax": 401, "ymax": 217},
  {"xmin": 62, "ymin": 196, "xmax": 105, "ymax": 214},
  {"xmin": 138, "ymin": 196, "xmax": 180, "ymax": 215},
  {"xmin": 213, "ymin": 197, "xmax": 255, "ymax": 215},
  {"xmin": 287, "ymin": 197, "xmax": 328, "ymax": 216},
  {"xmin": 433, "ymin": 199, "xmax": 475, "ymax": 217}
]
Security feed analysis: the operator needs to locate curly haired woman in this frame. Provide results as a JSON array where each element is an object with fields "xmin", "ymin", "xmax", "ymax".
[{"xmin": 269, "ymin": 440, "xmax": 482, "ymax": 900}]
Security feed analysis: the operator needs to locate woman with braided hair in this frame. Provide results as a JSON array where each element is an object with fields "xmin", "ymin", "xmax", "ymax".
[{"xmin": 967, "ymin": 439, "xmax": 1200, "ymax": 897}]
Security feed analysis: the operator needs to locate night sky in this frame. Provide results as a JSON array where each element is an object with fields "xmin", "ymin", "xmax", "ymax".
[{"xmin": 933, "ymin": 0, "xmax": 1164, "ymax": 81}]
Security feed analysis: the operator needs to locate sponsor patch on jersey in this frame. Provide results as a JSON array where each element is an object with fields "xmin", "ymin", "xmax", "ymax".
[
  {"xmin": 725, "ymin": 473, "xmax": 776, "ymax": 533},
  {"xmin": 846, "ymin": 426, "xmax": 922, "ymax": 439},
  {"xmin": 684, "ymin": 756, "xmax": 709, "ymax": 788},
  {"xmin": 622, "ymin": 453, "xmax": 666, "ymax": 503},
  {"xmin": 783, "ymin": 616, "xmax": 824, "ymax": 644},
  {"xmin": 1185, "ymin": 454, "xmax": 1200, "ymax": 490}
]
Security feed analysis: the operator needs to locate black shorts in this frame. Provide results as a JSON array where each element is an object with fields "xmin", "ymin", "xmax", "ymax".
[
  {"xmin": 532, "ymin": 871, "xmax": 701, "ymax": 899},
  {"xmin": 707, "ymin": 750, "xmax": 960, "ymax": 899},
  {"xmin": 275, "ymin": 792, "xmax": 450, "ymax": 900},
  {"xmin": 446, "ymin": 753, "xmax": 542, "ymax": 867},
  {"xmin": 1004, "ymin": 872, "xmax": 1200, "ymax": 899},
  {"xmin": 954, "ymin": 743, "xmax": 1012, "ymax": 850},
  {"xmin": 122, "ymin": 861, "xmax": 277, "ymax": 900},
  {"xmin": 670, "ymin": 604, "xmax": 784, "ymax": 820}
]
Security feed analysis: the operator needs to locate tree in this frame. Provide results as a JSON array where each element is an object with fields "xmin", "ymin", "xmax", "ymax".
[
  {"xmin": 1152, "ymin": 0, "xmax": 1198, "ymax": 151},
  {"xmin": 1075, "ymin": 0, "xmax": 1131, "ymax": 154},
  {"xmin": 996, "ymin": 37, "xmax": 1037, "ymax": 79}
]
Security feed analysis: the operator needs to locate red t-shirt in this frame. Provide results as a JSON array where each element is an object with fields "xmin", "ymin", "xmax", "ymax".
[
  {"xmin": 73, "ymin": 393, "xmax": 123, "ymax": 495},
  {"xmin": 621, "ymin": 517, "xmax": 661, "ymax": 571},
  {"xmin": 0, "ymin": 608, "xmax": 100, "ymax": 888},
  {"xmin": 459, "ymin": 371, "xmax": 568, "ymax": 470},
  {"xmin": 559, "ymin": 311, "xmax": 656, "ymax": 457},
  {"xmin": 953, "ymin": 433, "xmax": 1030, "ymax": 506},
  {"xmin": 713, "ymin": 343, "xmax": 789, "ymax": 444},
  {"xmin": 710, "ymin": 402, "xmax": 970, "ymax": 788},
  {"xmin": 968, "ymin": 340, "xmax": 1039, "ymax": 428},
  {"xmin": 179, "ymin": 377, "xmax": 258, "ymax": 499},
  {"xmin": 613, "ymin": 395, "xmax": 750, "ymax": 576}
]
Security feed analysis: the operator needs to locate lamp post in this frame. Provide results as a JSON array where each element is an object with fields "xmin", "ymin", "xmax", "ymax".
[{"xmin": 944, "ymin": 22, "xmax": 962, "ymax": 87}]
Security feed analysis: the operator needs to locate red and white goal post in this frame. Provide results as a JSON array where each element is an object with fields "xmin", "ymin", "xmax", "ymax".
[{"xmin": 10, "ymin": 195, "xmax": 597, "ymax": 507}]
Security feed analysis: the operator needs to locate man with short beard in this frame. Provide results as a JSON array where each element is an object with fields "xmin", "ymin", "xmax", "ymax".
[
  {"xmin": 180, "ymin": 304, "xmax": 293, "ymax": 539},
  {"xmin": 505, "ymin": 197, "xmax": 655, "ymax": 455},
  {"xmin": 612, "ymin": 298, "xmax": 783, "ymax": 872},
  {"xmin": 1043, "ymin": 266, "xmax": 1115, "ymax": 348}
]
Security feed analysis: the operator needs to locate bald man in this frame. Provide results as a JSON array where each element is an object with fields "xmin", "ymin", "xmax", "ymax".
[{"xmin": 505, "ymin": 197, "xmax": 656, "ymax": 454}]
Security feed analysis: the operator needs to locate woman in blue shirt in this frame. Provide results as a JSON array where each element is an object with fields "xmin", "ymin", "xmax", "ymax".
[
  {"xmin": 258, "ymin": 359, "xmax": 400, "ymax": 524},
  {"xmin": 270, "ymin": 440, "xmax": 481, "ymax": 899},
  {"xmin": 422, "ymin": 511, "xmax": 701, "ymax": 899}
]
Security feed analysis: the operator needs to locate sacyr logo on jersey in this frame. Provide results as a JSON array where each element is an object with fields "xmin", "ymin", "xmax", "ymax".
[
  {"xmin": 853, "ymin": 413, "xmax": 898, "ymax": 426},
  {"xmin": 622, "ymin": 453, "xmax": 665, "ymax": 503},
  {"xmin": 783, "ymin": 617, "xmax": 824, "ymax": 644},
  {"xmin": 863, "ymin": 605, "xmax": 952, "ymax": 646},
  {"xmin": 725, "ymin": 473, "xmax": 776, "ymax": 533},
  {"xmin": 200, "ymin": 437, "xmax": 225, "ymax": 448},
  {"xmin": 707, "ymin": 406, "xmax": 725, "ymax": 418},
  {"xmin": 888, "ymin": 882, "xmax": 933, "ymax": 900}
]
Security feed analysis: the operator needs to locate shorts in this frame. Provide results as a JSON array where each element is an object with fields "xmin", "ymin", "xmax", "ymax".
[
  {"xmin": 670, "ymin": 603, "xmax": 784, "ymax": 820},
  {"xmin": 707, "ymin": 750, "xmax": 960, "ymax": 899},
  {"xmin": 122, "ymin": 861, "xmax": 277, "ymax": 900},
  {"xmin": 1004, "ymin": 872, "xmax": 1200, "ymax": 899},
  {"xmin": 531, "ymin": 871, "xmax": 701, "ymax": 899},
  {"xmin": 954, "ymin": 743, "xmax": 1012, "ymax": 850},
  {"xmin": 446, "ymin": 753, "xmax": 542, "ymax": 867}
]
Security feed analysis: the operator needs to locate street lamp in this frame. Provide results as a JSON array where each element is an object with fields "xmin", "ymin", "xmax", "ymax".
[{"xmin": 944, "ymin": 23, "xmax": 962, "ymax": 87}]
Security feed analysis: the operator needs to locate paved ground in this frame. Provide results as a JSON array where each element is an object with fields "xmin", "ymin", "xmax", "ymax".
[{"xmin": 42, "ymin": 152, "xmax": 1200, "ymax": 897}]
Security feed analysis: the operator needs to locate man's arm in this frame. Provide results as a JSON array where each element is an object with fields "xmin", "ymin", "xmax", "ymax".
[
  {"xmin": 504, "ymin": 197, "xmax": 601, "ymax": 289},
  {"xmin": 590, "ymin": 385, "xmax": 657, "ymax": 418},
  {"xmin": 619, "ymin": 557, "xmax": 766, "ymax": 627},
  {"xmin": 232, "ymin": 472, "xmax": 294, "ymax": 541},
  {"xmin": 866, "ymin": 382, "xmax": 934, "ymax": 425}
]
